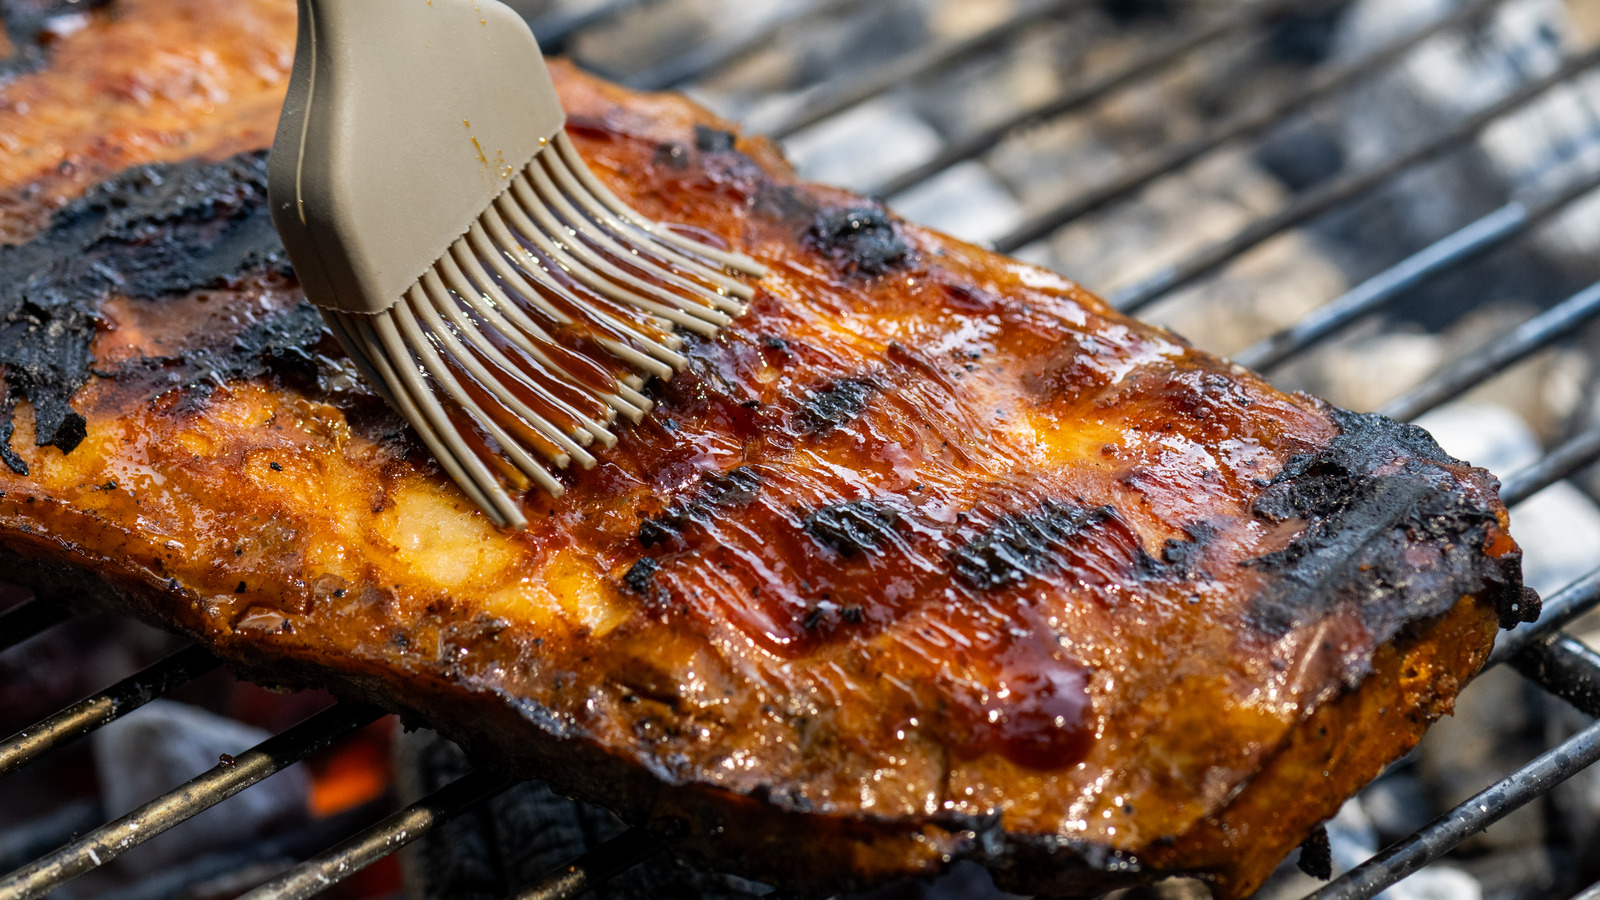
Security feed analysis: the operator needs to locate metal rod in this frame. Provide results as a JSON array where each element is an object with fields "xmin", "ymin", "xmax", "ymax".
[
  {"xmin": 1306, "ymin": 710, "xmax": 1600, "ymax": 900},
  {"xmin": 991, "ymin": 0, "xmax": 1512, "ymax": 254},
  {"xmin": 0, "ymin": 703, "xmax": 381, "ymax": 900},
  {"xmin": 0, "ymin": 644, "xmax": 219, "ymax": 778},
  {"xmin": 1108, "ymin": 44, "xmax": 1600, "ymax": 313},
  {"xmin": 1501, "ymin": 424, "xmax": 1600, "ymax": 507},
  {"xmin": 0, "ymin": 598, "xmax": 69, "ymax": 653},
  {"xmin": 874, "ymin": 0, "xmax": 1309, "ymax": 199},
  {"xmin": 510, "ymin": 827, "xmax": 668, "ymax": 900},
  {"xmin": 1513, "ymin": 634, "xmax": 1600, "ymax": 718},
  {"xmin": 624, "ymin": 0, "xmax": 857, "ymax": 91},
  {"xmin": 1489, "ymin": 566, "xmax": 1600, "ymax": 667},
  {"xmin": 239, "ymin": 770, "xmax": 515, "ymax": 900},
  {"xmin": 766, "ymin": 0, "xmax": 1091, "ymax": 141},
  {"xmin": 1380, "ymin": 280, "xmax": 1600, "ymax": 422},
  {"xmin": 1235, "ymin": 168, "xmax": 1600, "ymax": 372}
]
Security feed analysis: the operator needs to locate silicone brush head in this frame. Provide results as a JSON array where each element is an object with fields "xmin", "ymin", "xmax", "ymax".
[{"xmin": 268, "ymin": 0, "xmax": 766, "ymax": 529}]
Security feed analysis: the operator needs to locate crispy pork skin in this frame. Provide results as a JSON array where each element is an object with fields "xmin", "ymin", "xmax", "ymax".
[{"xmin": 0, "ymin": 2, "xmax": 1531, "ymax": 896}]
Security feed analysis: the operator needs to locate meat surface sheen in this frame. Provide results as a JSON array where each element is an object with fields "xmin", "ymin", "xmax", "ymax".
[{"xmin": 0, "ymin": 2, "xmax": 1531, "ymax": 896}]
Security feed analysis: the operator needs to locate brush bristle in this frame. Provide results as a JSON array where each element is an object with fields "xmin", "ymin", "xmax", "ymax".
[{"xmin": 323, "ymin": 134, "xmax": 768, "ymax": 530}]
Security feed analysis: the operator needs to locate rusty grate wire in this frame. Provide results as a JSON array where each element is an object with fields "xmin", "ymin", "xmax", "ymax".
[{"xmin": 6, "ymin": 0, "xmax": 1600, "ymax": 897}]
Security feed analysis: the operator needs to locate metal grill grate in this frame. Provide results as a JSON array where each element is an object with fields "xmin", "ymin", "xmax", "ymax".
[{"xmin": 7, "ymin": 0, "xmax": 1600, "ymax": 897}]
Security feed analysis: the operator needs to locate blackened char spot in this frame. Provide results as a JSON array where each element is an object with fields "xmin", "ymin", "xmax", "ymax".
[
  {"xmin": 699, "ymin": 466, "xmax": 762, "ymax": 507},
  {"xmin": 795, "ymin": 378, "xmax": 874, "ymax": 435},
  {"xmin": 1159, "ymin": 521, "xmax": 1217, "ymax": 576},
  {"xmin": 1297, "ymin": 825, "xmax": 1333, "ymax": 880},
  {"xmin": 694, "ymin": 125, "xmax": 737, "ymax": 153},
  {"xmin": 954, "ymin": 503, "xmax": 1110, "ymax": 591},
  {"xmin": 1246, "ymin": 407, "xmax": 1531, "ymax": 646},
  {"xmin": 210, "ymin": 301, "xmax": 324, "ymax": 388},
  {"xmin": 0, "ymin": 0, "xmax": 112, "ymax": 81},
  {"xmin": 0, "ymin": 151, "xmax": 295, "ymax": 459},
  {"xmin": 638, "ymin": 466, "xmax": 763, "ymax": 548},
  {"xmin": 0, "ymin": 394, "xmax": 24, "ymax": 475},
  {"xmin": 623, "ymin": 557, "xmax": 659, "ymax": 594},
  {"xmin": 805, "ymin": 206, "xmax": 911, "ymax": 276},
  {"xmin": 805, "ymin": 500, "xmax": 899, "ymax": 557}
]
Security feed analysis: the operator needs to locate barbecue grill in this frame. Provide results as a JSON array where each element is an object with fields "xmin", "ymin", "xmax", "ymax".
[{"xmin": 5, "ymin": 0, "xmax": 1600, "ymax": 897}]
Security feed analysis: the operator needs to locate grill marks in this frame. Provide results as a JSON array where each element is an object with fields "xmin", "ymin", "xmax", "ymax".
[
  {"xmin": 638, "ymin": 465, "xmax": 764, "ymax": 549},
  {"xmin": 640, "ymin": 480, "xmax": 1161, "ymax": 660},
  {"xmin": 794, "ymin": 378, "xmax": 875, "ymax": 435},
  {"xmin": 0, "ymin": 151, "xmax": 318, "ymax": 472},
  {"xmin": 804, "ymin": 499, "xmax": 900, "ymax": 557},
  {"xmin": 952, "ymin": 502, "xmax": 1112, "ymax": 591}
]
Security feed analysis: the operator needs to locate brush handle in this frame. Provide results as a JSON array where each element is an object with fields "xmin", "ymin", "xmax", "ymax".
[{"xmin": 269, "ymin": 0, "xmax": 566, "ymax": 315}]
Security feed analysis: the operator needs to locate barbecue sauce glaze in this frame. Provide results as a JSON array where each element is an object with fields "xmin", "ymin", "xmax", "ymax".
[{"xmin": 0, "ymin": 3, "xmax": 1522, "ymax": 896}]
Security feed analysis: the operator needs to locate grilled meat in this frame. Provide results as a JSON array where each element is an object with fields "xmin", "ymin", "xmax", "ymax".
[{"xmin": 0, "ymin": 2, "xmax": 1531, "ymax": 896}]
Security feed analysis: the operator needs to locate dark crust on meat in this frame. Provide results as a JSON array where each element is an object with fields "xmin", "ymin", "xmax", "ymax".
[
  {"xmin": 0, "ymin": 152, "xmax": 298, "ymax": 463},
  {"xmin": 0, "ymin": 12, "xmax": 1524, "ymax": 898},
  {"xmin": 1248, "ymin": 406, "xmax": 1533, "ymax": 644}
]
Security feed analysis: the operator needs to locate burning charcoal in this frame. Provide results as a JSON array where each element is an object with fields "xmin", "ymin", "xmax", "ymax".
[
  {"xmin": 91, "ymin": 700, "xmax": 310, "ymax": 873},
  {"xmin": 395, "ymin": 729, "xmax": 773, "ymax": 900}
]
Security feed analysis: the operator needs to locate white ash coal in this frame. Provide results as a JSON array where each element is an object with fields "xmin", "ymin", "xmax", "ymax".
[
  {"xmin": 90, "ymin": 699, "xmax": 311, "ymax": 873},
  {"xmin": 0, "ymin": 603, "xmax": 397, "ymax": 900}
]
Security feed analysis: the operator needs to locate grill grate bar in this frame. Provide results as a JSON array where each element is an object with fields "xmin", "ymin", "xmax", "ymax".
[
  {"xmin": 1235, "ymin": 171, "xmax": 1600, "ymax": 372},
  {"xmin": 1501, "ymin": 425, "xmax": 1600, "ymax": 507},
  {"xmin": 0, "ymin": 703, "xmax": 381, "ymax": 900},
  {"xmin": 1379, "ymin": 280, "xmax": 1600, "ymax": 422},
  {"xmin": 873, "ymin": 0, "xmax": 1312, "ymax": 199},
  {"xmin": 1513, "ymin": 633, "xmax": 1600, "ymax": 718},
  {"xmin": 0, "ymin": 599, "xmax": 69, "ymax": 653},
  {"xmin": 5, "ymin": 3, "xmax": 1600, "ymax": 899},
  {"xmin": 624, "ymin": 0, "xmax": 857, "ymax": 91},
  {"xmin": 1490, "ymin": 566, "xmax": 1600, "ymax": 666},
  {"xmin": 766, "ymin": 0, "xmax": 1090, "ymax": 141},
  {"xmin": 528, "ymin": 0, "xmax": 646, "ymax": 52},
  {"xmin": 989, "ymin": 0, "xmax": 1512, "ymax": 254},
  {"xmin": 239, "ymin": 769, "xmax": 515, "ymax": 900},
  {"xmin": 0, "ymin": 644, "xmax": 219, "ymax": 779},
  {"xmin": 1308, "ymin": 649, "xmax": 1600, "ymax": 900},
  {"xmin": 1109, "ymin": 43, "xmax": 1600, "ymax": 313},
  {"xmin": 510, "ymin": 826, "xmax": 670, "ymax": 900}
]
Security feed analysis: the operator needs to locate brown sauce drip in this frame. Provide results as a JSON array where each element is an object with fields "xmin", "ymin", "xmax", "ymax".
[{"xmin": 948, "ymin": 634, "xmax": 1094, "ymax": 771}]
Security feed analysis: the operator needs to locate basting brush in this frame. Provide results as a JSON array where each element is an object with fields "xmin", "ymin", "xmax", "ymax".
[{"xmin": 268, "ymin": 0, "xmax": 766, "ymax": 529}]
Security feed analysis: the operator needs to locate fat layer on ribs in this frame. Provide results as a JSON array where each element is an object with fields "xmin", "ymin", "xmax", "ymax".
[{"xmin": 0, "ymin": 1, "xmax": 1531, "ymax": 896}]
